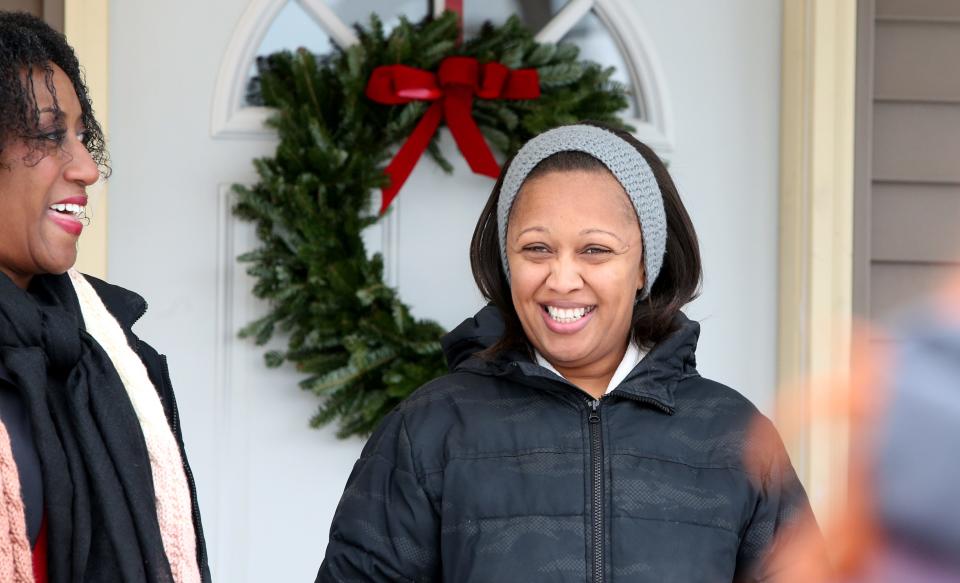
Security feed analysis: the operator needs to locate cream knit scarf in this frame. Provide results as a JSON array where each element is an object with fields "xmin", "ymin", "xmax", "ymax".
[{"xmin": 68, "ymin": 269, "xmax": 200, "ymax": 583}]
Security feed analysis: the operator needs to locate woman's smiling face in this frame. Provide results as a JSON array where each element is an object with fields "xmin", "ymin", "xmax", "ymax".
[
  {"xmin": 0, "ymin": 63, "xmax": 99, "ymax": 288},
  {"xmin": 506, "ymin": 168, "xmax": 644, "ymax": 377}
]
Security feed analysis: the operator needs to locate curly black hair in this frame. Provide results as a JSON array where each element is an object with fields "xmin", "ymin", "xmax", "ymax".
[{"xmin": 0, "ymin": 11, "xmax": 108, "ymax": 174}]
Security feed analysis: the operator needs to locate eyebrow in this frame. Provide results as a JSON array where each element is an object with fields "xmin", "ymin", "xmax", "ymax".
[
  {"xmin": 37, "ymin": 107, "xmax": 65, "ymax": 123},
  {"xmin": 514, "ymin": 226, "xmax": 629, "ymax": 246},
  {"xmin": 580, "ymin": 228, "xmax": 627, "ymax": 244},
  {"xmin": 515, "ymin": 226, "xmax": 549, "ymax": 240}
]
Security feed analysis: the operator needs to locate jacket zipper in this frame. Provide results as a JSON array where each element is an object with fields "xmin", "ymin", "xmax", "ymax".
[
  {"xmin": 616, "ymin": 392, "xmax": 674, "ymax": 415},
  {"xmin": 160, "ymin": 355, "xmax": 210, "ymax": 582},
  {"xmin": 588, "ymin": 398, "xmax": 604, "ymax": 583}
]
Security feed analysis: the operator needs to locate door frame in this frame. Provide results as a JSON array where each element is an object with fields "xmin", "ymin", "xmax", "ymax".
[
  {"xmin": 66, "ymin": 0, "xmax": 109, "ymax": 279},
  {"xmin": 778, "ymin": 0, "xmax": 857, "ymax": 521}
]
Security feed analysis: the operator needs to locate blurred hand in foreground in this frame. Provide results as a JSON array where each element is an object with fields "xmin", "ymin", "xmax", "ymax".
[{"xmin": 752, "ymin": 273, "xmax": 960, "ymax": 583}]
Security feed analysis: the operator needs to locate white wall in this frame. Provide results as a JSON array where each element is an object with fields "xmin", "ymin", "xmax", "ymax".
[
  {"xmin": 631, "ymin": 1, "xmax": 783, "ymax": 416},
  {"xmin": 106, "ymin": 1, "xmax": 782, "ymax": 580}
]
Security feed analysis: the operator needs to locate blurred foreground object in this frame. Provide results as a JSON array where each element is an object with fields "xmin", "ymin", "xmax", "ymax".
[
  {"xmin": 867, "ymin": 273, "xmax": 960, "ymax": 581},
  {"xmin": 759, "ymin": 273, "xmax": 960, "ymax": 582}
]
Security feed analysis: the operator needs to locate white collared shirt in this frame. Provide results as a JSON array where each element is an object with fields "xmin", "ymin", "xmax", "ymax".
[{"xmin": 535, "ymin": 341, "xmax": 647, "ymax": 395}]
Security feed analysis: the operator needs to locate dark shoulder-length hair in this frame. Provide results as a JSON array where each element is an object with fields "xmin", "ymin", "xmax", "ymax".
[{"xmin": 469, "ymin": 121, "xmax": 702, "ymax": 358}]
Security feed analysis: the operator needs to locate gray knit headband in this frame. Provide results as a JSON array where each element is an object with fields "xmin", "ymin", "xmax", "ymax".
[{"xmin": 496, "ymin": 124, "xmax": 667, "ymax": 298}]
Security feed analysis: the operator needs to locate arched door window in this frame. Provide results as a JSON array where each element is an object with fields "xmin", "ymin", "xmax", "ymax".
[
  {"xmin": 212, "ymin": 0, "xmax": 673, "ymax": 153},
  {"xmin": 464, "ymin": 0, "xmax": 639, "ymax": 118},
  {"xmin": 244, "ymin": 0, "xmax": 431, "ymax": 105}
]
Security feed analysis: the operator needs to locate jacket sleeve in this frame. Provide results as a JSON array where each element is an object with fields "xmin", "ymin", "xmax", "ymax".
[
  {"xmin": 316, "ymin": 409, "xmax": 441, "ymax": 583},
  {"xmin": 734, "ymin": 418, "xmax": 827, "ymax": 582}
]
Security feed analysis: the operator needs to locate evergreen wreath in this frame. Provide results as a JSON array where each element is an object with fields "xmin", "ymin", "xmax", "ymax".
[{"xmin": 235, "ymin": 11, "xmax": 629, "ymax": 438}]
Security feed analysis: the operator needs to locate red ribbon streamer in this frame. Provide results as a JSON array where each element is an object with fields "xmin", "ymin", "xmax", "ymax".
[
  {"xmin": 445, "ymin": 0, "xmax": 464, "ymax": 44},
  {"xmin": 366, "ymin": 56, "xmax": 540, "ymax": 213}
]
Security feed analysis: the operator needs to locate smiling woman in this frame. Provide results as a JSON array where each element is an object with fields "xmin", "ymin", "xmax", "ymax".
[
  {"xmin": 506, "ymin": 168, "xmax": 646, "ymax": 395},
  {"xmin": 0, "ymin": 11, "xmax": 209, "ymax": 583},
  {"xmin": 0, "ymin": 62, "xmax": 99, "ymax": 287},
  {"xmin": 317, "ymin": 123, "xmax": 826, "ymax": 582}
]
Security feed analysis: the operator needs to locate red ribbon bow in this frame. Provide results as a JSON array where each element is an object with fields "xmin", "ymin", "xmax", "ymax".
[{"xmin": 366, "ymin": 56, "xmax": 540, "ymax": 213}]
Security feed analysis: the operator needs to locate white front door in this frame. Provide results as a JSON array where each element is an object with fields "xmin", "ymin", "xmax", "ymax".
[{"xmin": 107, "ymin": 1, "xmax": 782, "ymax": 580}]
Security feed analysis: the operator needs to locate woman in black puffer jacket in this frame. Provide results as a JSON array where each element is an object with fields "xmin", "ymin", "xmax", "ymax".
[{"xmin": 317, "ymin": 123, "xmax": 821, "ymax": 582}]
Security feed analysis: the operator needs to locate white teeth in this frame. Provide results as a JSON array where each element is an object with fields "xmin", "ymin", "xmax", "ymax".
[
  {"xmin": 546, "ymin": 305, "xmax": 593, "ymax": 323},
  {"xmin": 49, "ymin": 203, "xmax": 85, "ymax": 216}
]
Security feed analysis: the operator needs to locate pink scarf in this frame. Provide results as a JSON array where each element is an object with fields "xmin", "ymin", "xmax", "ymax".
[{"xmin": 0, "ymin": 419, "xmax": 34, "ymax": 583}]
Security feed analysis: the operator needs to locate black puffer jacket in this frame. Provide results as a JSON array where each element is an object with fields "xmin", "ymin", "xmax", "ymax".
[{"xmin": 317, "ymin": 306, "xmax": 816, "ymax": 582}]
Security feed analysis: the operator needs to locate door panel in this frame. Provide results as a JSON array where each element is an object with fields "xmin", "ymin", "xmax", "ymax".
[{"xmin": 108, "ymin": 1, "xmax": 783, "ymax": 579}]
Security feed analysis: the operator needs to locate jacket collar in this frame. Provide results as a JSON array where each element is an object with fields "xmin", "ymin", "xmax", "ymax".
[
  {"xmin": 606, "ymin": 314, "xmax": 699, "ymax": 412},
  {"xmin": 75, "ymin": 274, "xmax": 148, "ymax": 332},
  {"xmin": 19, "ymin": 272, "xmax": 148, "ymax": 333},
  {"xmin": 444, "ymin": 305, "xmax": 700, "ymax": 414}
]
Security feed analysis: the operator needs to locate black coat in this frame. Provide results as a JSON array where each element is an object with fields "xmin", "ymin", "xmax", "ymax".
[
  {"xmin": 317, "ymin": 306, "xmax": 816, "ymax": 582},
  {"xmin": 0, "ymin": 274, "xmax": 210, "ymax": 582}
]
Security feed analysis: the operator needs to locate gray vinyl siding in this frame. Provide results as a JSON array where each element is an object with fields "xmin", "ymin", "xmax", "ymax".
[
  {"xmin": 855, "ymin": 0, "xmax": 960, "ymax": 325},
  {"xmin": 0, "ymin": 0, "xmax": 61, "ymax": 31},
  {"xmin": 0, "ymin": 0, "xmax": 42, "ymax": 14}
]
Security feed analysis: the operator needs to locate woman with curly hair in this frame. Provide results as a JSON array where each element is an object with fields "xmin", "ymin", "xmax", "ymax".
[{"xmin": 0, "ymin": 11, "xmax": 209, "ymax": 583}]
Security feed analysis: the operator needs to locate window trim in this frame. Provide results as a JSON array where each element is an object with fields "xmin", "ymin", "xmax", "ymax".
[{"xmin": 210, "ymin": 0, "xmax": 674, "ymax": 156}]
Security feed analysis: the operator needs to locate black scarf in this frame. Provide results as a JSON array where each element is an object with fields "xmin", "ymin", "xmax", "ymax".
[{"xmin": 0, "ymin": 272, "xmax": 173, "ymax": 583}]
